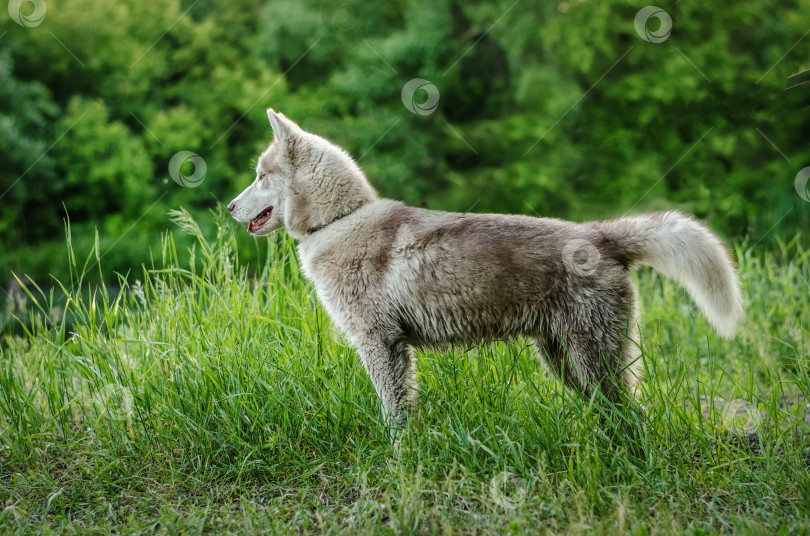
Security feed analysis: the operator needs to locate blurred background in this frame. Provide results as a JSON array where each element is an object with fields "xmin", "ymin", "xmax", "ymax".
[{"xmin": 1, "ymin": 0, "xmax": 808, "ymax": 288}]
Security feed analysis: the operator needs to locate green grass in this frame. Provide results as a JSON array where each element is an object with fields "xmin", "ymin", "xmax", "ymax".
[{"xmin": 1, "ymin": 210, "xmax": 808, "ymax": 535}]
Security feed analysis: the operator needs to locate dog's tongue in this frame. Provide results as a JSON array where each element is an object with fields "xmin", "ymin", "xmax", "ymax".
[{"xmin": 248, "ymin": 207, "xmax": 273, "ymax": 233}]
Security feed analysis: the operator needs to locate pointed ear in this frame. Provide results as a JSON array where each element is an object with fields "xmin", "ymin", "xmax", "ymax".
[{"xmin": 267, "ymin": 109, "xmax": 301, "ymax": 145}]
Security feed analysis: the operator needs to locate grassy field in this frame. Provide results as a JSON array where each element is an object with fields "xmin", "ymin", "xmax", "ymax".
[{"xmin": 1, "ymin": 211, "xmax": 808, "ymax": 535}]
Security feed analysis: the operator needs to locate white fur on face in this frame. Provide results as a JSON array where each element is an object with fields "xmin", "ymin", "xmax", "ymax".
[
  {"xmin": 229, "ymin": 108, "xmax": 378, "ymax": 239},
  {"xmin": 229, "ymin": 144, "xmax": 285, "ymax": 236}
]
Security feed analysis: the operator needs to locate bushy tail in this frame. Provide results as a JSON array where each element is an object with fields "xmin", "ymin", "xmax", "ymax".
[{"xmin": 603, "ymin": 211, "xmax": 743, "ymax": 338}]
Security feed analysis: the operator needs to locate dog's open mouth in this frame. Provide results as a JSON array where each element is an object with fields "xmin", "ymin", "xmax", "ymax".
[{"xmin": 248, "ymin": 206, "xmax": 273, "ymax": 233}]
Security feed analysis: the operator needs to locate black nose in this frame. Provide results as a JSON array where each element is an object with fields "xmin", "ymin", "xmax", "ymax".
[{"xmin": 227, "ymin": 202, "xmax": 235, "ymax": 213}]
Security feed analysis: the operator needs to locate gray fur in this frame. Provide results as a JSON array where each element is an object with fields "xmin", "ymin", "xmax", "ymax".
[{"xmin": 228, "ymin": 110, "xmax": 744, "ymax": 428}]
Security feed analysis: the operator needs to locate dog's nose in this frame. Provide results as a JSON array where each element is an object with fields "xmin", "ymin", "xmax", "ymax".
[{"xmin": 227, "ymin": 201, "xmax": 235, "ymax": 213}]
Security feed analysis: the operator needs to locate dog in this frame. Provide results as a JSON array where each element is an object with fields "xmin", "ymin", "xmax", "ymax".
[{"xmin": 228, "ymin": 109, "xmax": 743, "ymax": 430}]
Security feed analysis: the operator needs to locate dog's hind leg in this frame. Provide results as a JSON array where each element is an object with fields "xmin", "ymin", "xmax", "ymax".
[
  {"xmin": 534, "ymin": 326, "xmax": 629, "ymax": 406},
  {"xmin": 353, "ymin": 335, "xmax": 418, "ymax": 433},
  {"xmin": 531, "ymin": 333, "xmax": 571, "ymax": 389},
  {"xmin": 567, "ymin": 331, "xmax": 626, "ymax": 404},
  {"xmin": 621, "ymin": 298, "xmax": 644, "ymax": 400}
]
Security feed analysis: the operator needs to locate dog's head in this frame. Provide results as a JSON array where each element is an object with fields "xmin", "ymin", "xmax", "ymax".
[{"xmin": 228, "ymin": 109, "xmax": 377, "ymax": 239}]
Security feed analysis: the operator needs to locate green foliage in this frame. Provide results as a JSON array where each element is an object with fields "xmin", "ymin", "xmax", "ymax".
[
  {"xmin": 0, "ymin": 50, "xmax": 58, "ymax": 248},
  {"xmin": 57, "ymin": 98, "xmax": 154, "ymax": 220},
  {"xmin": 0, "ymin": 217, "xmax": 808, "ymax": 533},
  {"xmin": 0, "ymin": 0, "xmax": 809, "ymax": 284}
]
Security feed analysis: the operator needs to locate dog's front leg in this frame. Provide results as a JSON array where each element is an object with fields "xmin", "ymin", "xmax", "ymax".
[{"xmin": 353, "ymin": 336, "xmax": 417, "ymax": 436}]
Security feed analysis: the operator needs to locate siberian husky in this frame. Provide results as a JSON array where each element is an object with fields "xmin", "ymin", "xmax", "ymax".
[{"xmin": 228, "ymin": 110, "xmax": 743, "ymax": 429}]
